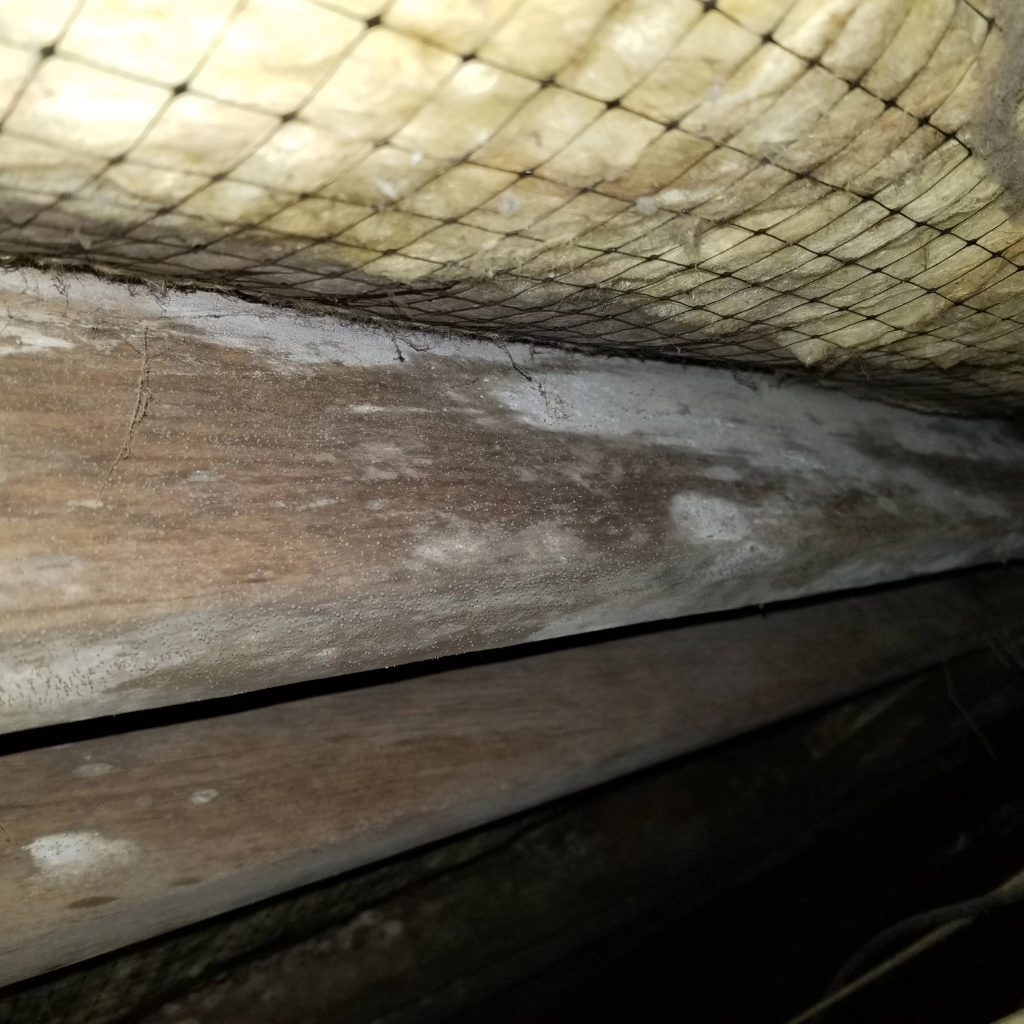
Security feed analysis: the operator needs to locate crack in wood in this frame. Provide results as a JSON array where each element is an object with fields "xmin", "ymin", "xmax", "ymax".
[{"xmin": 103, "ymin": 329, "xmax": 151, "ymax": 488}]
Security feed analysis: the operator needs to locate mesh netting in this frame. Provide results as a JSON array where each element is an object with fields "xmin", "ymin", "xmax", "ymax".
[{"xmin": 1, "ymin": 0, "xmax": 1023, "ymax": 413}]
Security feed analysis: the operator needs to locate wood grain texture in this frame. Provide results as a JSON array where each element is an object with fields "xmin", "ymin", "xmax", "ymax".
[
  {"xmin": 3, "ymin": 268, "xmax": 1024, "ymax": 731},
  {"xmin": 1, "ymin": 564, "xmax": 1024, "ymax": 987}
]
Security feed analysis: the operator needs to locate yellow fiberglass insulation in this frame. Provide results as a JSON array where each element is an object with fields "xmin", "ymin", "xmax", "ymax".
[{"xmin": 0, "ymin": 0, "xmax": 1023, "ymax": 412}]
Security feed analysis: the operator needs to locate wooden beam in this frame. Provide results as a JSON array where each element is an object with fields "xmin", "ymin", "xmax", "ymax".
[
  {"xmin": 3, "ymin": 268, "xmax": 1024, "ymax": 731},
  {"xmin": 1, "ymin": 564, "xmax": 1023, "ymax": 986}
]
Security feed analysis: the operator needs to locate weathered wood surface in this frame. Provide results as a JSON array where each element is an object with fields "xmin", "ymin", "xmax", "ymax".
[
  {"xmin": 1, "ymin": 564, "xmax": 1023, "ymax": 987},
  {"xmin": 130, "ymin": 654, "xmax": 1024, "ymax": 1024},
  {"xmin": 5, "ymin": 637, "xmax": 1023, "ymax": 1024},
  {"xmin": 3, "ymin": 268, "xmax": 1024, "ymax": 731}
]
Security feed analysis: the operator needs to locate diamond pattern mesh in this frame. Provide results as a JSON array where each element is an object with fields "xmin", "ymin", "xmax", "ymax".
[{"xmin": 0, "ymin": 0, "xmax": 1023, "ymax": 413}]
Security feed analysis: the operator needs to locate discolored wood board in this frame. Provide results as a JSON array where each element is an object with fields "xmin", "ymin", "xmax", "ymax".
[
  {"xmin": 1, "ymin": 564, "xmax": 1024, "ymax": 987},
  {"xmin": 2, "ymin": 268, "xmax": 1024, "ymax": 731}
]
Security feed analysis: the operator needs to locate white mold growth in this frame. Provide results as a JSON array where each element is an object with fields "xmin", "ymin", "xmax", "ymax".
[
  {"xmin": 671, "ymin": 494, "xmax": 751, "ymax": 543},
  {"xmin": 24, "ymin": 832, "xmax": 139, "ymax": 883},
  {"xmin": 0, "ymin": 327, "xmax": 73, "ymax": 357}
]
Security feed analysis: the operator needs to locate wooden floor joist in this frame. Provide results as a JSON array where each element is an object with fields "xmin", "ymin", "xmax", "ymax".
[
  {"xmin": 3, "ymin": 269, "xmax": 1024, "ymax": 732},
  {"xmin": 2, "ymin": 563, "xmax": 1024, "ymax": 988}
]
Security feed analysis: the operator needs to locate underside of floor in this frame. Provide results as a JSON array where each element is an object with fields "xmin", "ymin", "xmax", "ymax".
[{"xmin": 5, "ymin": 2, "xmax": 1024, "ymax": 1020}]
